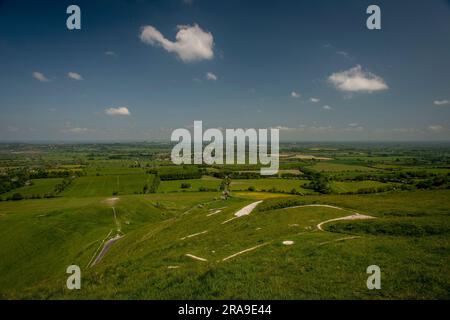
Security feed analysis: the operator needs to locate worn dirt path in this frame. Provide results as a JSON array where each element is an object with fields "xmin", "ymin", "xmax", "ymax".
[
  {"xmin": 316, "ymin": 213, "xmax": 375, "ymax": 231},
  {"xmin": 281, "ymin": 204, "xmax": 375, "ymax": 231},
  {"xmin": 89, "ymin": 202, "xmax": 124, "ymax": 267},
  {"xmin": 90, "ymin": 234, "xmax": 124, "ymax": 267}
]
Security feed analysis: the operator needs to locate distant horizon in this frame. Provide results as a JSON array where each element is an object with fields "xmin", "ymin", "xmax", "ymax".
[{"xmin": 1, "ymin": 139, "xmax": 450, "ymax": 145}]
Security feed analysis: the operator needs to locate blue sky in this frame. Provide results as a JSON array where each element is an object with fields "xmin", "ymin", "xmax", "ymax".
[{"xmin": 0, "ymin": 0, "xmax": 450, "ymax": 141}]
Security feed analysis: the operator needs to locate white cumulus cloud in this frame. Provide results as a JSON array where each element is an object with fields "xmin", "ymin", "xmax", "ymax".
[
  {"xmin": 328, "ymin": 65, "xmax": 388, "ymax": 92},
  {"xmin": 32, "ymin": 71, "xmax": 50, "ymax": 82},
  {"xmin": 140, "ymin": 24, "xmax": 214, "ymax": 62},
  {"xmin": 323, "ymin": 105, "xmax": 332, "ymax": 110},
  {"xmin": 206, "ymin": 72, "xmax": 217, "ymax": 81},
  {"xmin": 67, "ymin": 72, "xmax": 83, "ymax": 80},
  {"xmin": 291, "ymin": 91, "xmax": 301, "ymax": 98},
  {"xmin": 434, "ymin": 100, "xmax": 449, "ymax": 106},
  {"xmin": 105, "ymin": 107, "xmax": 131, "ymax": 116},
  {"xmin": 310, "ymin": 97, "xmax": 320, "ymax": 103}
]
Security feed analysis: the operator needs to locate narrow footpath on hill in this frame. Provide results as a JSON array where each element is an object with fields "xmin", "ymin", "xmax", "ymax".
[{"xmin": 89, "ymin": 198, "xmax": 124, "ymax": 267}]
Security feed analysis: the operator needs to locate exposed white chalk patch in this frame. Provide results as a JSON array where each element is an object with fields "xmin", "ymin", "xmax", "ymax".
[
  {"xmin": 221, "ymin": 216, "xmax": 238, "ymax": 224},
  {"xmin": 234, "ymin": 201, "xmax": 263, "ymax": 217},
  {"xmin": 206, "ymin": 210, "xmax": 222, "ymax": 217},
  {"xmin": 180, "ymin": 230, "xmax": 208, "ymax": 240},
  {"xmin": 222, "ymin": 242, "xmax": 270, "ymax": 261},
  {"xmin": 185, "ymin": 254, "xmax": 208, "ymax": 262},
  {"xmin": 221, "ymin": 201, "xmax": 263, "ymax": 224}
]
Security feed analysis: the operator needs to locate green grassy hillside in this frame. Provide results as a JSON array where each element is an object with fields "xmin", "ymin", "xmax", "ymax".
[{"xmin": 0, "ymin": 190, "xmax": 449, "ymax": 299}]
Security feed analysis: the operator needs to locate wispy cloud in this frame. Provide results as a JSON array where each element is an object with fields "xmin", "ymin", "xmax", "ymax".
[
  {"xmin": 105, "ymin": 107, "xmax": 131, "ymax": 116},
  {"xmin": 310, "ymin": 97, "xmax": 320, "ymax": 103},
  {"xmin": 428, "ymin": 125, "xmax": 447, "ymax": 132},
  {"xmin": 206, "ymin": 72, "xmax": 218, "ymax": 81},
  {"xmin": 105, "ymin": 51, "xmax": 117, "ymax": 57},
  {"xmin": 272, "ymin": 125, "xmax": 298, "ymax": 132},
  {"xmin": 140, "ymin": 24, "xmax": 214, "ymax": 62},
  {"xmin": 32, "ymin": 71, "xmax": 50, "ymax": 82},
  {"xmin": 7, "ymin": 125, "xmax": 19, "ymax": 132},
  {"xmin": 273, "ymin": 125, "xmax": 364, "ymax": 134},
  {"xmin": 328, "ymin": 65, "xmax": 388, "ymax": 92},
  {"xmin": 67, "ymin": 72, "xmax": 83, "ymax": 81},
  {"xmin": 62, "ymin": 127, "xmax": 90, "ymax": 134},
  {"xmin": 336, "ymin": 51, "xmax": 349, "ymax": 57},
  {"xmin": 434, "ymin": 100, "xmax": 449, "ymax": 106},
  {"xmin": 322, "ymin": 105, "xmax": 332, "ymax": 110}
]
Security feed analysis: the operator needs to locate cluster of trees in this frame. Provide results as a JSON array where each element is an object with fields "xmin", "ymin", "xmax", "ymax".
[
  {"xmin": 347, "ymin": 185, "xmax": 397, "ymax": 195},
  {"xmin": 0, "ymin": 169, "xmax": 29, "ymax": 194},
  {"xmin": 0, "ymin": 176, "xmax": 76, "ymax": 202},
  {"xmin": 53, "ymin": 178, "xmax": 73, "ymax": 194},
  {"xmin": 0, "ymin": 167, "xmax": 86, "ymax": 201},
  {"xmin": 244, "ymin": 185, "xmax": 304, "ymax": 196},
  {"xmin": 354, "ymin": 184, "xmax": 416, "ymax": 195},
  {"xmin": 142, "ymin": 175, "xmax": 160, "ymax": 194},
  {"xmin": 180, "ymin": 182, "xmax": 191, "ymax": 189},
  {"xmin": 0, "ymin": 192, "xmax": 57, "ymax": 202},
  {"xmin": 0, "ymin": 192, "xmax": 24, "ymax": 201},
  {"xmin": 211, "ymin": 171, "xmax": 264, "ymax": 179},
  {"xmin": 341, "ymin": 170, "xmax": 443, "ymax": 184},
  {"xmin": 255, "ymin": 198, "xmax": 305, "ymax": 212},
  {"xmin": 415, "ymin": 175, "xmax": 450, "ymax": 190},
  {"xmin": 147, "ymin": 167, "xmax": 203, "ymax": 181},
  {"xmin": 29, "ymin": 168, "xmax": 84, "ymax": 179},
  {"xmin": 338, "ymin": 171, "xmax": 450, "ymax": 192},
  {"xmin": 300, "ymin": 167, "xmax": 331, "ymax": 194}
]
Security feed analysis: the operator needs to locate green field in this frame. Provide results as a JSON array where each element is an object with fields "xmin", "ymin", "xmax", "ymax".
[
  {"xmin": 1, "ymin": 178, "xmax": 63, "ymax": 198},
  {"xmin": 159, "ymin": 178, "xmax": 221, "ymax": 192},
  {"xmin": 61, "ymin": 174, "xmax": 153, "ymax": 197},
  {"xmin": 311, "ymin": 162, "xmax": 376, "ymax": 172},
  {"xmin": 330, "ymin": 181, "xmax": 397, "ymax": 193},
  {"xmin": 158, "ymin": 178, "xmax": 314, "ymax": 194},
  {"xmin": 230, "ymin": 178, "xmax": 313, "ymax": 194}
]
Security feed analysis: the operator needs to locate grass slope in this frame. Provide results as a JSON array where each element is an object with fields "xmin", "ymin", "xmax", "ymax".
[{"xmin": 0, "ymin": 190, "xmax": 449, "ymax": 299}]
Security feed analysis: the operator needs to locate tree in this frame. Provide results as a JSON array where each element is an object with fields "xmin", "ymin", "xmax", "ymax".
[
  {"xmin": 221, "ymin": 176, "xmax": 231, "ymax": 199},
  {"xmin": 181, "ymin": 183, "xmax": 191, "ymax": 189},
  {"xmin": 149, "ymin": 175, "xmax": 160, "ymax": 193},
  {"xmin": 11, "ymin": 193, "xmax": 24, "ymax": 201}
]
